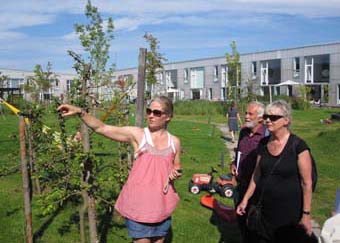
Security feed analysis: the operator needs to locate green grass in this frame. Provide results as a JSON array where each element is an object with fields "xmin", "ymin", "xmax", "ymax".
[
  {"xmin": 1, "ymin": 107, "xmax": 340, "ymax": 242},
  {"xmin": 0, "ymin": 113, "xmax": 237, "ymax": 242}
]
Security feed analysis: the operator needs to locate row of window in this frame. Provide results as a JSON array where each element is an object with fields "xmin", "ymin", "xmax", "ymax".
[
  {"xmin": 252, "ymin": 54, "xmax": 330, "ymax": 85},
  {"xmin": 155, "ymin": 54, "xmax": 330, "ymax": 91}
]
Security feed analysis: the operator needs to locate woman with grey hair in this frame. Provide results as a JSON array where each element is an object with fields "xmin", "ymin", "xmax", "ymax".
[{"xmin": 237, "ymin": 100, "xmax": 314, "ymax": 242}]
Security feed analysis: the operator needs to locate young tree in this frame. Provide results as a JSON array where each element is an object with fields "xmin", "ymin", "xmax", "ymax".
[
  {"xmin": 23, "ymin": 62, "xmax": 56, "ymax": 104},
  {"xmin": 68, "ymin": 1, "xmax": 131, "ymax": 242},
  {"xmin": 144, "ymin": 32, "xmax": 167, "ymax": 98},
  {"xmin": 225, "ymin": 41, "xmax": 241, "ymax": 101},
  {"xmin": 74, "ymin": 0, "xmax": 115, "ymax": 103},
  {"xmin": 0, "ymin": 72, "xmax": 8, "ymax": 89}
]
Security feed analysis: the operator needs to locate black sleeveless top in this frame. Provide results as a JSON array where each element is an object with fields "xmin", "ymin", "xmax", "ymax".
[{"xmin": 256, "ymin": 134, "xmax": 309, "ymax": 229}]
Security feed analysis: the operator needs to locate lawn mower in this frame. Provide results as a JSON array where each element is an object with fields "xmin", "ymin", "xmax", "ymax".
[
  {"xmin": 188, "ymin": 167, "xmax": 235, "ymax": 198},
  {"xmin": 200, "ymin": 194, "xmax": 237, "ymax": 223}
]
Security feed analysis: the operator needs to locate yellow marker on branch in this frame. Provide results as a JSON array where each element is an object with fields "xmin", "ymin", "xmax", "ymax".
[
  {"xmin": 0, "ymin": 97, "xmax": 30, "ymax": 124},
  {"xmin": 0, "ymin": 97, "xmax": 71, "ymax": 148}
]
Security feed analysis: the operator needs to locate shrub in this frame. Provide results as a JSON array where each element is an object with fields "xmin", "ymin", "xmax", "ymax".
[
  {"xmin": 290, "ymin": 96, "xmax": 310, "ymax": 110},
  {"xmin": 174, "ymin": 100, "xmax": 227, "ymax": 116}
]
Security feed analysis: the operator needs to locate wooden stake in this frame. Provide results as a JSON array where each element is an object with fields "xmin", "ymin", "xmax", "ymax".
[
  {"xmin": 20, "ymin": 116, "xmax": 33, "ymax": 243},
  {"xmin": 135, "ymin": 48, "xmax": 146, "ymax": 128}
]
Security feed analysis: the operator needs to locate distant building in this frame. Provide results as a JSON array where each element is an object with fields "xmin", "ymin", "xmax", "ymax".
[
  {"xmin": 115, "ymin": 41, "xmax": 340, "ymax": 106},
  {"xmin": 1, "ymin": 42, "xmax": 340, "ymax": 106},
  {"xmin": 0, "ymin": 68, "xmax": 76, "ymax": 103}
]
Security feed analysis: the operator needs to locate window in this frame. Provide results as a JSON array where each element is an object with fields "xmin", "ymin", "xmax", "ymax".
[
  {"xmin": 288, "ymin": 85, "xmax": 293, "ymax": 97},
  {"xmin": 261, "ymin": 62, "xmax": 268, "ymax": 85},
  {"xmin": 251, "ymin": 61, "xmax": 257, "ymax": 79},
  {"xmin": 221, "ymin": 65, "xmax": 227, "ymax": 87},
  {"xmin": 184, "ymin": 69, "xmax": 189, "ymax": 84},
  {"xmin": 166, "ymin": 71, "xmax": 171, "ymax": 88},
  {"xmin": 9, "ymin": 78, "xmax": 24, "ymax": 88},
  {"xmin": 304, "ymin": 55, "xmax": 330, "ymax": 84},
  {"xmin": 209, "ymin": 88, "xmax": 213, "ymax": 100},
  {"xmin": 337, "ymin": 84, "xmax": 340, "ymax": 104},
  {"xmin": 165, "ymin": 70, "xmax": 177, "ymax": 89},
  {"xmin": 190, "ymin": 67, "xmax": 204, "ymax": 89},
  {"xmin": 305, "ymin": 57, "xmax": 313, "ymax": 84},
  {"xmin": 192, "ymin": 90, "xmax": 201, "ymax": 100},
  {"xmin": 261, "ymin": 59, "xmax": 281, "ymax": 86},
  {"xmin": 275, "ymin": 86, "xmax": 280, "ymax": 96},
  {"xmin": 213, "ymin": 65, "xmax": 219, "ymax": 82},
  {"xmin": 66, "ymin": 80, "xmax": 72, "ymax": 91},
  {"xmin": 293, "ymin": 57, "xmax": 300, "ymax": 77},
  {"xmin": 221, "ymin": 87, "xmax": 227, "ymax": 101}
]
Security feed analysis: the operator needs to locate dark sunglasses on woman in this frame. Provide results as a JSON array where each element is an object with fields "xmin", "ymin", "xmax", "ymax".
[
  {"xmin": 146, "ymin": 108, "xmax": 164, "ymax": 117},
  {"xmin": 263, "ymin": 114, "xmax": 284, "ymax": 122}
]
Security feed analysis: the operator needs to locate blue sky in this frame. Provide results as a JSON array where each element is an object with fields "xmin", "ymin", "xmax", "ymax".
[{"xmin": 1, "ymin": 0, "xmax": 340, "ymax": 74}]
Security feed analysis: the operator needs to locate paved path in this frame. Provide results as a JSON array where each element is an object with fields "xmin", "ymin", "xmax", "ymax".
[{"xmin": 216, "ymin": 123, "xmax": 322, "ymax": 239}]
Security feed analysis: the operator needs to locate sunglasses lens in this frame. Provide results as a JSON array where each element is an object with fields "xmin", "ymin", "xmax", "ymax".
[
  {"xmin": 264, "ymin": 114, "xmax": 283, "ymax": 121},
  {"xmin": 153, "ymin": 110, "xmax": 162, "ymax": 117},
  {"xmin": 146, "ymin": 108, "xmax": 163, "ymax": 117}
]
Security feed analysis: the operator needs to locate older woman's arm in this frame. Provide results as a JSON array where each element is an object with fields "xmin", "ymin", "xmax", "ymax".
[
  {"xmin": 236, "ymin": 155, "xmax": 261, "ymax": 215},
  {"xmin": 297, "ymin": 150, "xmax": 313, "ymax": 235}
]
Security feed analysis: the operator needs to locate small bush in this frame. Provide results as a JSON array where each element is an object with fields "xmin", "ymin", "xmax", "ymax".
[
  {"xmin": 290, "ymin": 96, "xmax": 310, "ymax": 110},
  {"xmin": 174, "ymin": 100, "xmax": 227, "ymax": 116}
]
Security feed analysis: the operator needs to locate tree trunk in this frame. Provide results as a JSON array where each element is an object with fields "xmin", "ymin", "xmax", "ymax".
[
  {"xmin": 27, "ymin": 122, "xmax": 41, "ymax": 195},
  {"xmin": 79, "ymin": 189, "xmax": 88, "ymax": 243},
  {"xmin": 19, "ymin": 116, "xmax": 33, "ymax": 243},
  {"xmin": 135, "ymin": 48, "xmax": 146, "ymax": 128},
  {"xmin": 80, "ymin": 67, "xmax": 98, "ymax": 243},
  {"xmin": 87, "ymin": 195, "xmax": 98, "ymax": 243}
]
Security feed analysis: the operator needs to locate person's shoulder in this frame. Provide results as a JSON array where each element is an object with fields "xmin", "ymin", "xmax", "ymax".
[
  {"xmin": 129, "ymin": 126, "xmax": 144, "ymax": 133},
  {"xmin": 171, "ymin": 134, "xmax": 181, "ymax": 144},
  {"xmin": 259, "ymin": 135, "xmax": 270, "ymax": 145},
  {"xmin": 127, "ymin": 126, "xmax": 144, "ymax": 139},
  {"xmin": 255, "ymin": 124, "xmax": 267, "ymax": 136},
  {"xmin": 290, "ymin": 133, "xmax": 306, "ymax": 144},
  {"xmin": 289, "ymin": 133, "xmax": 310, "ymax": 153},
  {"xmin": 239, "ymin": 127, "xmax": 248, "ymax": 136}
]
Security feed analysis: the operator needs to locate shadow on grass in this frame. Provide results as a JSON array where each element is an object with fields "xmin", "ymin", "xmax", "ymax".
[
  {"xmin": 209, "ymin": 211, "xmax": 240, "ymax": 243},
  {"xmin": 5, "ymin": 207, "xmax": 20, "ymax": 217},
  {"xmin": 98, "ymin": 208, "xmax": 129, "ymax": 243},
  {"xmin": 33, "ymin": 206, "xmax": 64, "ymax": 242}
]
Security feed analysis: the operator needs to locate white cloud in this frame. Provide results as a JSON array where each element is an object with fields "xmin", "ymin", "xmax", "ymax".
[
  {"xmin": 0, "ymin": 31, "xmax": 25, "ymax": 40},
  {"xmin": 1, "ymin": 0, "xmax": 340, "ymax": 71},
  {"xmin": 0, "ymin": 13, "xmax": 55, "ymax": 30},
  {"xmin": 93, "ymin": 0, "xmax": 340, "ymax": 17}
]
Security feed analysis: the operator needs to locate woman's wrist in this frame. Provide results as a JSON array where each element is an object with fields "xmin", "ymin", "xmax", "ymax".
[
  {"xmin": 302, "ymin": 210, "xmax": 311, "ymax": 216},
  {"xmin": 77, "ymin": 108, "xmax": 86, "ymax": 118}
]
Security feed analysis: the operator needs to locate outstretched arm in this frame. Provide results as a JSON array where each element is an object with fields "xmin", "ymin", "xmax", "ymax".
[{"xmin": 57, "ymin": 104, "xmax": 142, "ymax": 148}]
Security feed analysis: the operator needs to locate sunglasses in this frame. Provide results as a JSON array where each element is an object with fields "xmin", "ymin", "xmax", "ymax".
[
  {"xmin": 146, "ymin": 108, "xmax": 165, "ymax": 117},
  {"xmin": 263, "ymin": 114, "xmax": 284, "ymax": 122}
]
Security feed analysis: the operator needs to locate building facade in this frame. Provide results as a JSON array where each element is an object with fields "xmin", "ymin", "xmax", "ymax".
[
  {"xmin": 114, "ymin": 42, "xmax": 340, "ymax": 106},
  {"xmin": 0, "ymin": 68, "xmax": 76, "ymax": 103},
  {"xmin": 1, "ymin": 42, "xmax": 340, "ymax": 106}
]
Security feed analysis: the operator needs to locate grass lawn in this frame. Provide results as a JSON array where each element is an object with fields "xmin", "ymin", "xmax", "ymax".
[{"xmin": 0, "ymin": 107, "xmax": 340, "ymax": 242}]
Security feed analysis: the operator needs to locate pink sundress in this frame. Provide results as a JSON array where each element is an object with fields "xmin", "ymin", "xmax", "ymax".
[{"xmin": 115, "ymin": 128, "xmax": 180, "ymax": 223}]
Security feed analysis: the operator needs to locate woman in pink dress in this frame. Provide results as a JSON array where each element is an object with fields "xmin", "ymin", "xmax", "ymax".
[{"xmin": 58, "ymin": 96, "xmax": 182, "ymax": 243}]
